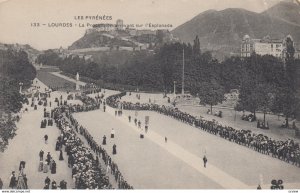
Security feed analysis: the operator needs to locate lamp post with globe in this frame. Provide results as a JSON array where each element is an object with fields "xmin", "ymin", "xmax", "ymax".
[{"xmin": 19, "ymin": 82, "xmax": 23, "ymax": 94}]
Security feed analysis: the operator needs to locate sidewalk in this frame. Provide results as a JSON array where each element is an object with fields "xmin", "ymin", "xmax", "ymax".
[
  {"xmin": 105, "ymin": 106, "xmax": 249, "ymax": 189},
  {"xmin": 0, "ymin": 80, "xmax": 74, "ymax": 189}
]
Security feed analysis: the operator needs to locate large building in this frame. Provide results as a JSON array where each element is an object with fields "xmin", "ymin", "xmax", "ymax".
[{"xmin": 240, "ymin": 35, "xmax": 296, "ymax": 59}]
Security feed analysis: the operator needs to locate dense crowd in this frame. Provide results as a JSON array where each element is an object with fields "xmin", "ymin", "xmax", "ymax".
[
  {"xmin": 106, "ymin": 92, "xmax": 300, "ymax": 167},
  {"xmin": 51, "ymin": 96, "xmax": 133, "ymax": 189},
  {"xmin": 52, "ymin": 107, "xmax": 112, "ymax": 189},
  {"xmin": 68, "ymin": 114, "xmax": 133, "ymax": 189}
]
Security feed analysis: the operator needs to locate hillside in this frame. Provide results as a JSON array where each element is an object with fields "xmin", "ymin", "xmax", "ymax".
[
  {"xmin": 172, "ymin": 1, "xmax": 300, "ymax": 60},
  {"xmin": 262, "ymin": 1, "xmax": 300, "ymax": 26},
  {"xmin": 83, "ymin": 50, "xmax": 136, "ymax": 67},
  {"xmin": 68, "ymin": 31, "xmax": 136, "ymax": 50}
]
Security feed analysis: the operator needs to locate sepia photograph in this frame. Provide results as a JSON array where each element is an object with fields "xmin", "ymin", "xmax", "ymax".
[{"xmin": 0, "ymin": 0, "xmax": 300, "ymax": 191}]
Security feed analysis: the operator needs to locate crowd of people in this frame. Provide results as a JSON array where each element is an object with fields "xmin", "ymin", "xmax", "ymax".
[
  {"xmin": 52, "ymin": 106, "xmax": 113, "ymax": 189},
  {"xmin": 67, "ymin": 114, "xmax": 132, "ymax": 189},
  {"xmin": 105, "ymin": 92, "xmax": 300, "ymax": 167},
  {"xmin": 50, "ymin": 94, "xmax": 133, "ymax": 189}
]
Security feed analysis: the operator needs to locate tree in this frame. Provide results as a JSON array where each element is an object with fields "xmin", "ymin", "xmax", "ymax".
[
  {"xmin": 272, "ymin": 74, "xmax": 299, "ymax": 127},
  {"xmin": 274, "ymin": 35, "xmax": 299, "ymax": 127},
  {"xmin": 36, "ymin": 49, "xmax": 62, "ymax": 66},
  {"xmin": 0, "ymin": 116, "xmax": 17, "ymax": 152},
  {"xmin": 219, "ymin": 57, "xmax": 243, "ymax": 92},
  {"xmin": 193, "ymin": 79, "xmax": 225, "ymax": 113},
  {"xmin": 256, "ymin": 83, "xmax": 275, "ymax": 125},
  {"xmin": 193, "ymin": 35, "xmax": 201, "ymax": 56},
  {"xmin": 0, "ymin": 49, "xmax": 35, "ymax": 151},
  {"xmin": 285, "ymin": 35, "xmax": 295, "ymax": 63}
]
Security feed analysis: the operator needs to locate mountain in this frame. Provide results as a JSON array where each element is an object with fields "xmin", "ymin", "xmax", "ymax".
[
  {"xmin": 262, "ymin": 1, "xmax": 300, "ymax": 26},
  {"xmin": 172, "ymin": 1, "xmax": 300, "ymax": 60},
  {"xmin": 68, "ymin": 31, "xmax": 136, "ymax": 50}
]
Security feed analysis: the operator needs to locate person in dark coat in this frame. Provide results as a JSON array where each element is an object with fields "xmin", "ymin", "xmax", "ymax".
[
  {"xmin": 44, "ymin": 135, "xmax": 48, "ymax": 144},
  {"xmin": 51, "ymin": 161, "xmax": 56, "ymax": 174},
  {"xmin": 59, "ymin": 150, "xmax": 64, "ymax": 160},
  {"xmin": 46, "ymin": 152, "xmax": 51, "ymax": 165},
  {"xmin": 203, "ymin": 155, "xmax": 208, "ymax": 168},
  {"xmin": 112, "ymin": 144, "xmax": 117, "ymax": 155},
  {"xmin": 59, "ymin": 180, "xmax": 67, "ymax": 189},
  {"xmin": 9, "ymin": 171, "xmax": 17, "ymax": 189},
  {"xmin": 39, "ymin": 150, "xmax": 44, "ymax": 161},
  {"xmin": 55, "ymin": 140, "xmax": 60, "ymax": 151},
  {"xmin": 51, "ymin": 181, "xmax": 57, "ymax": 189},
  {"xmin": 102, "ymin": 135, "xmax": 106, "ymax": 145},
  {"xmin": 45, "ymin": 176, "xmax": 51, "ymax": 185},
  {"xmin": 43, "ymin": 183, "xmax": 50, "ymax": 189}
]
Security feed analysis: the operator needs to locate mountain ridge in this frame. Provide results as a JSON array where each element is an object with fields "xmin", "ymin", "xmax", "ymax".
[{"xmin": 172, "ymin": 1, "xmax": 300, "ymax": 60}]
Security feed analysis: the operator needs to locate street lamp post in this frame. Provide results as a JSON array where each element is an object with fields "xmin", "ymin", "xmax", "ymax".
[
  {"xmin": 19, "ymin": 82, "xmax": 23, "ymax": 94},
  {"xmin": 181, "ymin": 48, "xmax": 185, "ymax": 95},
  {"xmin": 234, "ymin": 109, "xmax": 237, "ymax": 122},
  {"xmin": 173, "ymin": 81, "xmax": 176, "ymax": 96}
]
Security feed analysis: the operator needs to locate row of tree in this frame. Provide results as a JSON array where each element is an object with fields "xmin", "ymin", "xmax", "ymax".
[
  {"xmin": 37, "ymin": 36, "xmax": 300, "ymax": 126},
  {"xmin": 0, "ymin": 49, "xmax": 36, "ymax": 151}
]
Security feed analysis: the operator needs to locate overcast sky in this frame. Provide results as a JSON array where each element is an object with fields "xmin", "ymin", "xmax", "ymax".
[{"xmin": 0, "ymin": 0, "xmax": 291, "ymax": 50}]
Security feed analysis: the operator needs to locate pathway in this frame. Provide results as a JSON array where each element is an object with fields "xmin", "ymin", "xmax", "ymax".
[
  {"xmin": 50, "ymin": 72, "xmax": 86, "ymax": 86},
  {"xmin": 0, "ymin": 80, "xmax": 74, "ymax": 189},
  {"xmin": 105, "ymin": 106, "xmax": 249, "ymax": 189}
]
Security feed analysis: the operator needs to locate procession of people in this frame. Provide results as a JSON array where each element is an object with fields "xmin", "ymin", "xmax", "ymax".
[
  {"xmin": 51, "ymin": 97, "xmax": 133, "ymax": 189},
  {"xmin": 105, "ymin": 92, "xmax": 300, "ymax": 167},
  {"xmin": 3, "ymin": 75, "xmax": 300, "ymax": 190}
]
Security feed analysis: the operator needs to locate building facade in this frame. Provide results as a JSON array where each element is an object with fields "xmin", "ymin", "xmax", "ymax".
[{"xmin": 241, "ymin": 35, "xmax": 294, "ymax": 59}]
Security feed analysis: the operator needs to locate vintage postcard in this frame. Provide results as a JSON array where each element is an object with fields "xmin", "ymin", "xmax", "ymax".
[{"xmin": 0, "ymin": 0, "xmax": 300, "ymax": 191}]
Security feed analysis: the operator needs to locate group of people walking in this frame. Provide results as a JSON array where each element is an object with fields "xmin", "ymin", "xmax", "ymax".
[
  {"xmin": 43, "ymin": 176, "xmax": 67, "ymax": 189},
  {"xmin": 8, "ymin": 166, "xmax": 28, "ymax": 189},
  {"xmin": 38, "ymin": 150, "xmax": 57, "ymax": 174}
]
